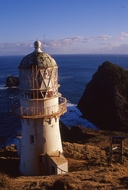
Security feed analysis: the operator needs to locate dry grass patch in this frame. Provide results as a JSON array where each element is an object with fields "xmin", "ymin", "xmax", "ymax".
[
  {"xmin": 0, "ymin": 173, "xmax": 14, "ymax": 190},
  {"xmin": 0, "ymin": 129, "xmax": 128, "ymax": 189}
]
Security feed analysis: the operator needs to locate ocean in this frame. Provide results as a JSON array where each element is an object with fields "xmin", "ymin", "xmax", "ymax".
[
  {"xmin": 0, "ymin": 54, "xmax": 128, "ymax": 146},
  {"xmin": 1, "ymin": 54, "xmax": 128, "ymax": 104}
]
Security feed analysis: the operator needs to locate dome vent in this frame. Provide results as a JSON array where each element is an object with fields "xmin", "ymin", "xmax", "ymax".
[{"xmin": 19, "ymin": 40, "xmax": 57, "ymax": 69}]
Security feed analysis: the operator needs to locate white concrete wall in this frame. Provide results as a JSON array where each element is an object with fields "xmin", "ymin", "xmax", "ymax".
[
  {"xmin": 19, "ymin": 66, "xmax": 66, "ymax": 175},
  {"xmin": 43, "ymin": 118, "xmax": 62, "ymax": 153},
  {"xmin": 19, "ymin": 116, "xmax": 62, "ymax": 175},
  {"xmin": 47, "ymin": 155, "xmax": 68, "ymax": 175},
  {"xmin": 57, "ymin": 162, "xmax": 68, "ymax": 174},
  {"xmin": 47, "ymin": 157, "xmax": 57, "ymax": 175},
  {"xmin": 20, "ymin": 119, "xmax": 41, "ymax": 175},
  {"xmin": 20, "ymin": 97, "xmax": 59, "ymax": 117}
]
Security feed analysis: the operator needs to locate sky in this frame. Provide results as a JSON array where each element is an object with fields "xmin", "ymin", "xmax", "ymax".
[{"xmin": 0, "ymin": 0, "xmax": 128, "ymax": 55}]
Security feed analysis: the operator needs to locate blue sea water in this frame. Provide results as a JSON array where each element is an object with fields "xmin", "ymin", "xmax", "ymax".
[
  {"xmin": 0, "ymin": 54, "xmax": 128, "ymax": 146},
  {"xmin": 54, "ymin": 54, "xmax": 128, "ymax": 104},
  {"xmin": 0, "ymin": 54, "xmax": 128, "ymax": 104}
]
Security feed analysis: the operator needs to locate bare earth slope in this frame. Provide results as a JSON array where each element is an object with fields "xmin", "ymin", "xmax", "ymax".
[{"xmin": 0, "ymin": 128, "xmax": 128, "ymax": 190}]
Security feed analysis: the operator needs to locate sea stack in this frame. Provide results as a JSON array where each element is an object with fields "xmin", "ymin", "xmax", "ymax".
[{"xmin": 13, "ymin": 40, "xmax": 68, "ymax": 175}]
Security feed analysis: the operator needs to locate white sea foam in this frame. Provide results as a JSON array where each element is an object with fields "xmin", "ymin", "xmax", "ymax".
[
  {"xmin": 60, "ymin": 103, "xmax": 98, "ymax": 129},
  {"xmin": 0, "ymin": 85, "xmax": 18, "ymax": 90},
  {"xmin": 0, "ymin": 85, "xmax": 6, "ymax": 90}
]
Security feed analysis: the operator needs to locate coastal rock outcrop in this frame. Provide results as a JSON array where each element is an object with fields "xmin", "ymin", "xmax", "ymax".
[
  {"xmin": 59, "ymin": 121, "xmax": 95, "ymax": 143},
  {"xmin": 5, "ymin": 76, "xmax": 19, "ymax": 87},
  {"xmin": 77, "ymin": 61, "xmax": 128, "ymax": 133}
]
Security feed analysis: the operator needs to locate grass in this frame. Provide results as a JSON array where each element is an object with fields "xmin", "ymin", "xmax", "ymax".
[
  {"xmin": 0, "ymin": 129, "xmax": 128, "ymax": 189},
  {"xmin": 0, "ymin": 173, "xmax": 13, "ymax": 190}
]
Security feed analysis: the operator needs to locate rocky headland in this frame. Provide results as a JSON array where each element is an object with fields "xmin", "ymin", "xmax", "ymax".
[{"xmin": 78, "ymin": 61, "xmax": 128, "ymax": 133}]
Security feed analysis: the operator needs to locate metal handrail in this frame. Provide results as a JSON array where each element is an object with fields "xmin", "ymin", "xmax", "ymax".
[
  {"xmin": 57, "ymin": 166, "xmax": 67, "ymax": 174},
  {"xmin": 12, "ymin": 97, "xmax": 67, "ymax": 119}
]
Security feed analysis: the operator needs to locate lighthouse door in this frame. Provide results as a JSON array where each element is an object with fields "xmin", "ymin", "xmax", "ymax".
[{"xmin": 39, "ymin": 154, "xmax": 47, "ymax": 175}]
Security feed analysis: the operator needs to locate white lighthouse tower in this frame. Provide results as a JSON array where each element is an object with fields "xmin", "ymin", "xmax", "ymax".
[{"xmin": 13, "ymin": 40, "xmax": 68, "ymax": 176}]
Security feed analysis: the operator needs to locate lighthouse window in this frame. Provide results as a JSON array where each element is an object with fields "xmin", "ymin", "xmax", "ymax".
[{"xmin": 30, "ymin": 135, "xmax": 34, "ymax": 144}]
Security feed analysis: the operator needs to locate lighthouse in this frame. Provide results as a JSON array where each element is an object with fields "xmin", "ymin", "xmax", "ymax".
[{"xmin": 13, "ymin": 40, "xmax": 68, "ymax": 176}]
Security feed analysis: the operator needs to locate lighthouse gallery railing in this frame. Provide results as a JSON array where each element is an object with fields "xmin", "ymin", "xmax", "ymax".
[{"xmin": 12, "ymin": 97, "xmax": 67, "ymax": 118}]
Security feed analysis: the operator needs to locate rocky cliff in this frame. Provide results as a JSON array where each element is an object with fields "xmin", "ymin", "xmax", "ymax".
[
  {"xmin": 5, "ymin": 76, "xmax": 19, "ymax": 87},
  {"xmin": 77, "ymin": 61, "xmax": 128, "ymax": 132}
]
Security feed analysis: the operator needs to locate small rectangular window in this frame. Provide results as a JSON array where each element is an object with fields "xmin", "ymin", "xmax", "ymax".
[{"xmin": 30, "ymin": 135, "xmax": 34, "ymax": 144}]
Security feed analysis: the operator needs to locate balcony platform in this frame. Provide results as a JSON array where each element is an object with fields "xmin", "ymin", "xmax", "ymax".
[{"xmin": 12, "ymin": 97, "xmax": 67, "ymax": 119}]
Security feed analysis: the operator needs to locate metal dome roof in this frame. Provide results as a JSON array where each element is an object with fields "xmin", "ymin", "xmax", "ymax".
[{"xmin": 19, "ymin": 40, "xmax": 57, "ymax": 69}]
